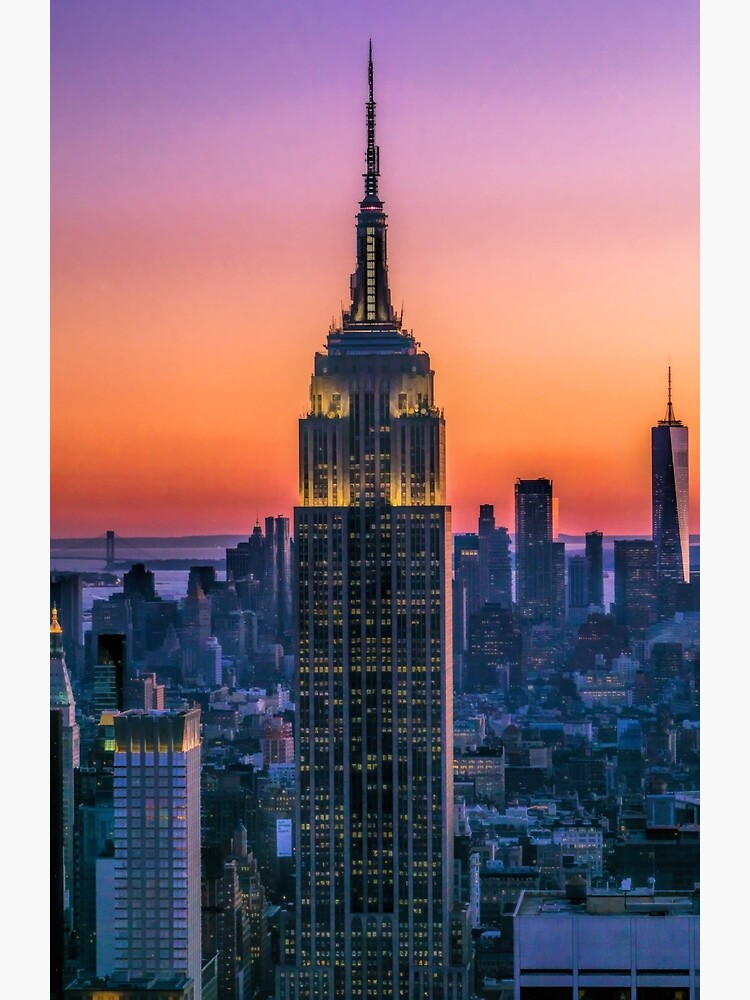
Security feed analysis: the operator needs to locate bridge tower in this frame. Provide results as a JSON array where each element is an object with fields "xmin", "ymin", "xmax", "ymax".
[{"xmin": 106, "ymin": 531, "xmax": 116, "ymax": 569}]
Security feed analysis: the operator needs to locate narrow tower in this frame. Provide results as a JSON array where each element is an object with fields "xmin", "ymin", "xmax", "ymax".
[
  {"xmin": 651, "ymin": 368, "xmax": 690, "ymax": 617},
  {"xmin": 50, "ymin": 605, "xmax": 80, "ymax": 918},
  {"xmin": 280, "ymin": 46, "xmax": 470, "ymax": 1000}
]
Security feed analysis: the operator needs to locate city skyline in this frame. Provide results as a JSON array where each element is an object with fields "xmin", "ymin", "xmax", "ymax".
[{"xmin": 51, "ymin": 1, "xmax": 699, "ymax": 538}]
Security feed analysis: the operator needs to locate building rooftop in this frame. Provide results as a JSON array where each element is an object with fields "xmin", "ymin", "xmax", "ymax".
[
  {"xmin": 515, "ymin": 887, "xmax": 699, "ymax": 918},
  {"xmin": 65, "ymin": 973, "xmax": 193, "ymax": 991}
]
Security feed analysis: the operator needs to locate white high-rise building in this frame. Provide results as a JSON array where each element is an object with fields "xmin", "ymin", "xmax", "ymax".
[{"xmin": 113, "ymin": 708, "xmax": 202, "ymax": 987}]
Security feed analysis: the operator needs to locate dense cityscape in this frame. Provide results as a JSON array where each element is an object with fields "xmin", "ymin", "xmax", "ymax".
[{"xmin": 48, "ymin": 16, "xmax": 702, "ymax": 1000}]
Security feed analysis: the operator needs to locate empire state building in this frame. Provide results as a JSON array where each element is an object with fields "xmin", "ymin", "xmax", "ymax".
[{"xmin": 278, "ymin": 46, "xmax": 471, "ymax": 1000}]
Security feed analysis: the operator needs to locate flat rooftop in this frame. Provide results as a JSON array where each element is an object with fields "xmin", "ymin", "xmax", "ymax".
[
  {"xmin": 515, "ymin": 887, "xmax": 699, "ymax": 917},
  {"xmin": 65, "ymin": 974, "xmax": 193, "ymax": 991}
]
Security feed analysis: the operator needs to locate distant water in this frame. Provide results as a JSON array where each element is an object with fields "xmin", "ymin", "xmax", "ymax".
[
  {"xmin": 51, "ymin": 533, "xmax": 692, "ymax": 626},
  {"xmin": 50, "ymin": 547, "xmax": 227, "ymax": 630}
]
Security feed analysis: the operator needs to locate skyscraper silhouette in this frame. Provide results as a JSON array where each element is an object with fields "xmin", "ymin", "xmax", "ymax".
[
  {"xmin": 514, "ymin": 478, "xmax": 564, "ymax": 624},
  {"xmin": 477, "ymin": 504, "xmax": 512, "ymax": 609},
  {"xmin": 281, "ymin": 45, "xmax": 470, "ymax": 1000},
  {"xmin": 652, "ymin": 368, "xmax": 690, "ymax": 617},
  {"xmin": 585, "ymin": 530, "xmax": 604, "ymax": 610}
]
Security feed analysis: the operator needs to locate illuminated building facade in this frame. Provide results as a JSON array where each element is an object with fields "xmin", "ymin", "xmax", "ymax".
[
  {"xmin": 652, "ymin": 368, "xmax": 690, "ymax": 617},
  {"xmin": 280, "ymin": 46, "xmax": 470, "ymax": 1000},
  {"xmin": 113, "ymin": 709, "xmax": 202, "ymax": 987}
]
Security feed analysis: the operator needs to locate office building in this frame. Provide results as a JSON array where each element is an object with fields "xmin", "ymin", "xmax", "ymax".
[
  {"xmin": 113, "ymin": 709, "xmax": 202, "ymax": 986},
  {"xmin": 652, "ymin": 368, "xmax": 690, "ymax": 617},
  {"xmin": 94, "ymin": 633, "xmax": 127, "ymax": 717},
  {"xmin": 51, "ymin": 710, "xmax": 66, "ymax": 999},
  {"xmin": 513, "ymin": 885, "xmax": 699, "ymax": 998},
  {"xmin": 50, "ymin": 606, "xmax": 80, "ymax": 916},
  {"xmin": 465, "ymin": 605, "xmax": 522, "ymax": 693},
  {"xmin": 262, "ymin": 717, "xmax": 294, "ymax": 769},
  {"xmin": 202, "ymin": 849, "xmax": 253, "ymax": 1000},
  {"xmin": 265, "ymin": 515, "xmax": 292, "ymax": 642},
  {"xmin": 613, "ymin": 540, "xmax": 657, "ymax": 636},
  {"xmin": 124, "ymin": 563, "xmax": 157, "ymax": 601},
  {"xmin": 566, "ymin": 555, "xmax": 587, "ymax": 622},
  {"xmin": 90, "ymin": 597, "xmax": 134, "ymax": 684},
  {"xmin": 279, "ymin": 47, "xmax": 470, "ymax": 998},
  {"xmin": 126, "ymin": 671, "xmax": 166, "ymax": 712},
  {"xmin": 514, "ymin": 479, "xmax": 564, "ymax": 624},
  {"xmin": 453, "ymin": 748, "xmax": 506, "ymax": 810},
  {"xmin": 584, "ymin": 530, "xmax": 604, "ymax": 610},
  {"xmin": 453, "ymin": 533, "xmax": 481, "ymax": 689},
  {"xmin": 51, "ymin": 571, "xmax": 84, "ymax": 678}
]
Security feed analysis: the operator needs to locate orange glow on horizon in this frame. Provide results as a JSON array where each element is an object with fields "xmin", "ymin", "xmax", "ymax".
[{"xmin": 51, "ymin": 4, "xmax": 698, "ymax": 539}]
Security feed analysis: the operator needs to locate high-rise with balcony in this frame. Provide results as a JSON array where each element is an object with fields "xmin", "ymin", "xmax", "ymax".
[
  {"xmin": 652, "ymin": 368, "xmax": 690, "ymax": 617},
  {"xmin": 279, "ymin": 45, "xmax": 470, "ymax": 1000}
]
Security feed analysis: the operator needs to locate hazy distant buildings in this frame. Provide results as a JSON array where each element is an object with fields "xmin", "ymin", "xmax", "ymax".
[
  {"xmin": 478, "ymin": 505, "xmax": 512, "ymax": 609},
  {"xmin": 226, "ymin": 521, "xmax": 266, "ymax": 613},
  {"xmin": 514, "ymin": 479, "xmax": 564, "ymax": 625},
  {"xmin": 113, "ymin": 709, "xmax": 202, "ymax": 986},
  {"xmin": 124, "ymin": 562, "xmax": 156, "ymax": 601},
  {"xmin": 652, "ymin": 369, "xmax": 690, "ymax": 618},
  {"xmin": 585, "ymin": 530, "xmax": 604, "ymax": 610},
  {"xmin": 280, "ymin": 48, "xmax": 470, "ymax": 998}
]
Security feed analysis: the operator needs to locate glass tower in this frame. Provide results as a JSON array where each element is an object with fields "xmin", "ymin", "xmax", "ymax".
[
  {"xmin": 280, "ymin": 45, "xmax": 470, "ymax": 1000},
  {"xmin": 651, "ymin": 368, "xmax": 690, "ymax": 614}
]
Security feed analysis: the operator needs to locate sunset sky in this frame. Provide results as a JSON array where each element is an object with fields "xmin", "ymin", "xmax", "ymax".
[{"xmin": 50, "ymin": 0, "xmax": 699, "ymax": 538}]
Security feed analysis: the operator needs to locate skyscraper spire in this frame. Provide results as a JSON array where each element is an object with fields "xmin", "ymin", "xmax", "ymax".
[
  {"xmin": 364, "ymin": 39, "xmax": 380, "ymax": 200},
  {"xmin": 660, "ymin": 366, "xmax": 682, "ymax": 426},
  {"xmin": 340, "ymin": 41, "xmax": 399, "ymax": 331},
  {"xmin": 50, "ymin": 603, "xmax": 64, "ymax": 657}
]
